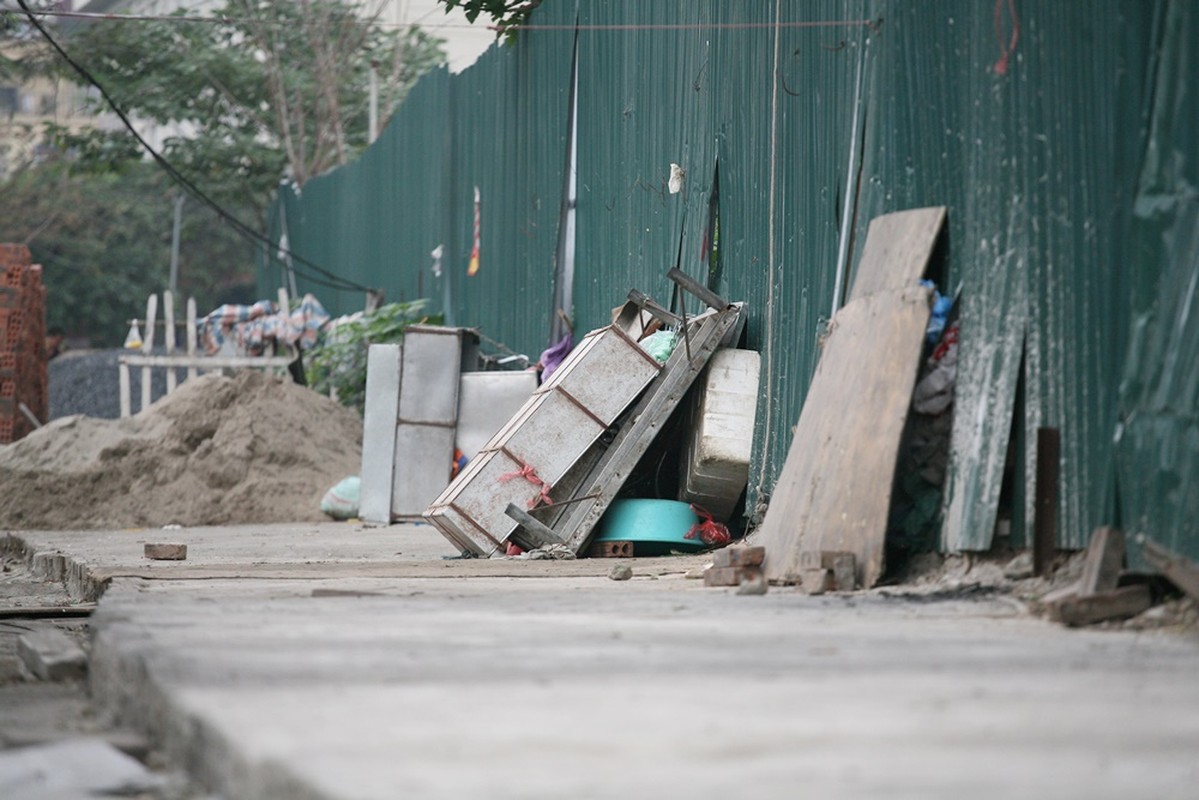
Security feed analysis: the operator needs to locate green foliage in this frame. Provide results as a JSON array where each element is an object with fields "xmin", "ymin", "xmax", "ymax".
[
  {"xmin": 438, "ymin": 0, "xmax": 543, "ymax": 38},
  {"xmin": 0, "ymin": 157, "xmax": 258, "ymax": 346},
  {"xmin": 56, "ymin": 0, "xmax": 445, "ymax": 207},
  {"xmin": 305, "ymin": 300, "xmax": 442, "ymax": 411}
]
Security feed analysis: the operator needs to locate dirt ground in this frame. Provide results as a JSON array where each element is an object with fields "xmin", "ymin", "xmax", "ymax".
[{"xmin": 0, "ymin": 370, "xmax": 362, "ymax": 530}]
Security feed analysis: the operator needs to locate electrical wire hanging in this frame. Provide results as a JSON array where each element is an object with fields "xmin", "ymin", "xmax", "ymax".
[{"xmin": 15, "ymin": 0, "xmax": 374, "ymax": 296}]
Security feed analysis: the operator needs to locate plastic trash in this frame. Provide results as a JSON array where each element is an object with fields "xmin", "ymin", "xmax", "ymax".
[
  {"xmin": 320, "ymin": 476, "xmax": 361, "ymax": 520},
  {"xmin": 920, "ymin": 280, "xmax": 955, "ymax": 343},
  {"xmin": 640, "ymin": 329, "xmax": 678, "ymax": 363},
  {"xmin": 123, "ymin": 320, "xmax": 143, "ymax": 349}
]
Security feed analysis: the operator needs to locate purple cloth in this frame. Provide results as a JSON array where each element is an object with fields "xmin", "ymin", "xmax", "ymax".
[{"xmin": 538, "ymin": 333, "xmax": 573, "ymax": 383}]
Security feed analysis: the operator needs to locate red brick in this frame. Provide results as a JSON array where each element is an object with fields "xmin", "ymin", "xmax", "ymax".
[
  {"xmin": 144, "ymin": 543, "xmax": 188, "ymax": 561},
  {"xmin": 590, "ymin": 541, "xmax": 634, "ymax": 558},
  {"xmin": 712, "ymin": 546, "xmax": 765, "ymax": 568},
  {"xmin": 704, "ymin": 565, "xmax": 763, "ymax": 587}
]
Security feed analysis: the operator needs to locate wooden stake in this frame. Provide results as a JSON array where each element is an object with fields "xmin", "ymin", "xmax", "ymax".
[{"xmin": 1033, "ymin": 427, "xmax": 1060, "ymax": 577}]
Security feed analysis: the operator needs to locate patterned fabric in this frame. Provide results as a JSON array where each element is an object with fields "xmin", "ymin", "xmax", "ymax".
[{"xmin": 199, "ymin": 294, "xmax": 330, "ymax": 356}]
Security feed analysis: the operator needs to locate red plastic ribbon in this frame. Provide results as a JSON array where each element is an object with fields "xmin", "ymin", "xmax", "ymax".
[
  {"xmin": 684, "ymin": 504, "xmax": 732, "ymax": 546},
  {"xmin": 498, "ymin": 462, "xmax": 554, "ymax": 509}
]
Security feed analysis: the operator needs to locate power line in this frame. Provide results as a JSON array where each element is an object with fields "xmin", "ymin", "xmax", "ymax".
[
  {"xmin": 14, "ymin": 0, "xmax": 372, "ymax": 295},
  {"xmin": 3, "ymin": 5, "xmax": 481, "ymax": 31},
  {"xmin": 7, "ymin": 8, "xmax": 879, "ymax": 33},
  {"xmin": 501, "ymin": 20, "xmax": 878, "ymax": 32}
]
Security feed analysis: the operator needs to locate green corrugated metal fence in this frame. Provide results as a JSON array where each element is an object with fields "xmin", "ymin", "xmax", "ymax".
[{"xmin": 260, "ymin": 0, "xmax": 1198, "ymax": 563}]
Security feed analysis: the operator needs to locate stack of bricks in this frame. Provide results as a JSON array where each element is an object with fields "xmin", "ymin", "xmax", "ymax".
[
  {"xmin": 0, "ymin": 244, "xmax": 48, "ymax": 444},
  {"xmin": 704, "ymin": 546, "xmax": 766, "ymax": 586}
]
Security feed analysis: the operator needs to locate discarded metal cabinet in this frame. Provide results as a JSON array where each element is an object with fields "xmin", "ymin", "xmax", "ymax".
[
  {"xmin": 358, "ymin": 327, "xmax": 480, "ymax": 523},
  {"xmin": 423, "ymin": 316, "xmax": 663, "ymax": 555},
  {"xmin": 455, "ymin": 371, "xmax": 538, "ymax": 460},
  {"xmin": 552, "ymin": 301, "xmax": 747, "ymax": 554}
]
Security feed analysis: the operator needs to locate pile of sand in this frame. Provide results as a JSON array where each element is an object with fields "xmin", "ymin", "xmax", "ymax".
[{"xmin": 0, "ymin": 371, "xmax": 363, "ymax": 530}]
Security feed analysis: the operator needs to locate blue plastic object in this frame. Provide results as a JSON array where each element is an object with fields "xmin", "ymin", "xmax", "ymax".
[{"xmin": 595, "ymin": 499, "xmax": 703, "ymax": 555}]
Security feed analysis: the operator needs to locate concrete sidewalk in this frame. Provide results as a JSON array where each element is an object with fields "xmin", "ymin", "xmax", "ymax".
[{"xmin": 4, "ymin": 523, "xmax": 1199, "ymax": 799}]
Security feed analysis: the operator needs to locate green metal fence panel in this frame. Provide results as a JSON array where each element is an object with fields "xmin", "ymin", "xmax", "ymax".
[
  {"xmin": 445, "ymin": 9, "xmax": 574, "ymax": 358},
  {"xmin": 1116, "ymin": 0, "xmax": 1199, "ymax": 564},
  {"xmin": 573, "ymin": 1, "xmax": 870, "ymax": 515},
  {"xmin": 262, "ymin": 67, "xmax": 454, "ymax": 318},
  {"xmin": 260, "ymin": 0, "xmax": 1196, "ymax": 563},
  {"xmin": 848, "ymin": 1, "xmax": 1158, "ymax": 552}
]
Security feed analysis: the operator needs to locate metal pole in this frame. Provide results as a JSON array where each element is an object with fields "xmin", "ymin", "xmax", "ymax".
[
  {"xmin": 168, "ymin": 193, "xmax": 184, "ymax": 294},
  {"xmin": 369, "ymin": 59, "xmax": 379, "ymax": 144}
]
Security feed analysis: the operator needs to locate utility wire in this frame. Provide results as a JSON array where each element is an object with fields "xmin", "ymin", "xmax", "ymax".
[
  {"xmin": 4, "ymin": 5, "xmax": 475, "ymax": 31},
  {"xmin": 15, "ymin": 0, "xmax": 373, "ymax": 295},
  {"xmin": 8, "ymin": 7, "xmax": 878, "ymax": 33}
]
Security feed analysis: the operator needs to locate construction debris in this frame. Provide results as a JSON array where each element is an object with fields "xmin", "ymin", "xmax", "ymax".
[
  {"xmin": 0, "ymin": 370, "xmax": 362, "ymax": 529},
  {"xmin": 144, "ymin": 543, "xmax": 187, "ymax": 561},
  {"xmin": 704, "ymin": 548, "xmax": 766, "ymax": 587},
  {"xmin": 608, "ymin": 564, "xmax": 633, "ymax": 581},
  {"xmin": 17, "ymin": 624, "xmax": 87, "ymax": 681},
  {"xmin": 1048, "ymin": 585, "xmax": 1153, "ymax": 627},
  {"xmin": 754, "ymin": 207, "xmax": 947, "ymax": 589},
  {"xmin": 1141, "ymin": 537, "xmax": 1199, "ymax": 603},
  {"xmin": 424, "ymin": 272, "xmax": 746, "ymax": 558}
]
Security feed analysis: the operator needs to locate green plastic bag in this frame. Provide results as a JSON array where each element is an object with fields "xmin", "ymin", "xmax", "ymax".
[
  {"xmin": 641, "ymin": 330, "xmax": 678, "ymax": 363},
  {"xmin": 320, "ymin": 476, "xmax": 361, "ymax": 520}
]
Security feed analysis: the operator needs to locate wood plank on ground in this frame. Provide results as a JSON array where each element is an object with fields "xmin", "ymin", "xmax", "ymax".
[
  {"xmin": 755, "ymin": 286, "xmax": 932, "ymax": 588},
  {"xmin": 1078, "ymin": 526, "xmax": 1124, "ymax": 596}
]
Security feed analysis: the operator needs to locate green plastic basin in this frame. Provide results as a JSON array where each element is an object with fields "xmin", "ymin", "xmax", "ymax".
[{"xmin": 595, "ymin": 499, "xmax": 703, "ymax": 555}]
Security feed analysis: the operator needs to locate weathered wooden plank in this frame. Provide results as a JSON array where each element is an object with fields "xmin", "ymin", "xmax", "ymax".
[
  {"xmin": 756, "ymin": 286, "xmax": 932, "ymax": 588},
  {"xmin": 667, "ymin": 267, "xmax": 730, "ymax": 310},
  {"xmin": 120, "ymin": 354, "xmax": 296, "ymax": 369},
  {"xmin": 1141, "ymin": 538, "xmax": 1199, "ymax": 603},
  {"xmin": 140, "ymin": 293, "xmax": 157, "ymax": 413},
  {"xmin": 846, "ymin": 207, "xmax": 946, "ymax": 302},
  {"xmin": 163, "ymin": 290, "xmax": 177, "ymax": 394},
  {"xmin": 504, "ymin": 503, "xmax": 565, "ymax": 551},
  {"xmin": 1078, "ymin": 526, "xmax": 1124, "ymax": 596},
  {"xmin": 1033, "ymin": 428, "xmax": 1061, "ymax": 577},
  {"xmin": 0, "ymin": 604, "xmax": 96, "ymax": 619},
  {"xmin": 1048, "ymin": 585, "xmax": 1152, "ymax": 627}
]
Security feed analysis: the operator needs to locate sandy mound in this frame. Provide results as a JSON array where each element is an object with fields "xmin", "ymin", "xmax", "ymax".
[{"xmin": 0, "ymin": 371, "xmax": 363, "ymax": 530}]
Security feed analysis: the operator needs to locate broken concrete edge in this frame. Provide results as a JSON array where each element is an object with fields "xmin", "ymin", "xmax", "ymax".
[
  {"xmin": 17, "ymin": 624, "xmax": 88, "ymax": 681},
  {"xmin": 88, "ymin": 604, "xmax": 325, "ymax": 800},
  {"xmin": 2, "ymin": 532, "xmax": 110, "ymax": 602},
  {"xmin": 1, "ymin": 532, "xmax": 712, "ymax": 605}
]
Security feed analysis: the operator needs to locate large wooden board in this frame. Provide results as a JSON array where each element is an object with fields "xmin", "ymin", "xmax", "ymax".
[
  {"xmin": 757, "ymin": 286, "xmax": 932, "ymax": 587},
  {"xmin": 847, "ymin": 207, "xmax": 946, "ymax": 302}
]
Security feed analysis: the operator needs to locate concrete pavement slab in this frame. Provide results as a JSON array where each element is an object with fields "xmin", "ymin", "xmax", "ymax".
[
  {"xmin": 2, "ymin": 523, "xmax": 710, "ymax": 600},
  {"xmin": 85, "ymin": 574, "xmax": 1199, "ymax": 800}
]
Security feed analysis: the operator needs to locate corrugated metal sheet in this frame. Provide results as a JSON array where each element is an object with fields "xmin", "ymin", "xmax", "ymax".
[
  {"xmin": 260, "ymin": 1, "xmax": 1197, "ymax": 560},
  {"xmin": 1116, "ymin": 0, "xmax": 1199, "ymax": 564}
]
